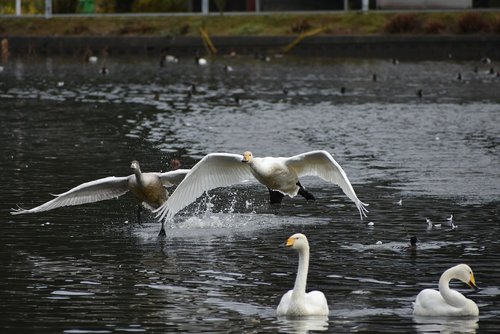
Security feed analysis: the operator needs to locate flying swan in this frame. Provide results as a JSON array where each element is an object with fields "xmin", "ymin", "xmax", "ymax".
[
  {"xmin": 413, "ymin": 264, "xmax": 479, "ymax": 317},
  {"xmin": 276, "ymin": 233, "xmax": 329, "ymax": 317},
  {"xmin": 11, "ymin": 160, "xmax": 189, "ymax": 236},
  {"xmin": 155, "ymin": 150, "xmax": 368, "ymax": 222}
]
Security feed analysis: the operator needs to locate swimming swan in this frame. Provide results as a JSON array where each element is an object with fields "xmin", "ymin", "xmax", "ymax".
[
  {"xmin": 155, "ymin": 150, "xmax": 368, "ymax": 222},
  {"xmin": 413, "ymin": 264, "xmax": 479, "ymax": 317},
  {"xmin": 276, "ymin": 233, "xmax": 329, "ymax": 317},
  {"xmin": 11, "ymin": 161, "xmax": 189, "ymax": 235}
]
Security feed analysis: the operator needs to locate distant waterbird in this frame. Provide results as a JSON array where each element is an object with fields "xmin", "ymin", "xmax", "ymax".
[
  {"xmin": 160, "ymin": 54, "xmax": 179, "ymax": 67},
  {"xmin": 480, "ymin": 57, "xmax": 491, "ymax": 64},
  {"xmin": 410, "ymin": 236, "xmax": 418, "ymax": 248},
  {"xmin": 11, "ymin": 161, "xmax": 189, "ymax": 236},
  {"xmin": 100, "ymin": 67, "xmax": 109, "ymax": 76},
  {"xmin": 196, "ymin": 56, "xmax": 208, "ymax": 66},
  {"xmin": 86, "ymin": 55, "xmax": 98, "ymax": 64},
  {"xmin": 426, "ymin": 218, "xmax": 441, "ymax": 231}
]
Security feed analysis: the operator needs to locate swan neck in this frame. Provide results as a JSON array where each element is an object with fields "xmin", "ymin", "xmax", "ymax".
[
  {"xmin": 438, "ymin": 268, "xmax": 466, "ymax": 308},
  {"xmin": 134, "ymin": 168, "xmax": 143, "ymax": 185},
  {"xmin": 292, "ymin": 245, "xmax": 309, "ymax": 300}
]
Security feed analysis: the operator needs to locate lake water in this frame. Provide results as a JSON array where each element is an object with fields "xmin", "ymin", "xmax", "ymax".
[{"xmin": 1, "ymin": 55, "xmax": 499, "ymax": 333}]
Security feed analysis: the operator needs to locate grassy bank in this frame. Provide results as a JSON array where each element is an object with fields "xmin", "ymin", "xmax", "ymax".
[{"xmin": 0, "ymin": 12, "xmax": 499, "ymax": 37}]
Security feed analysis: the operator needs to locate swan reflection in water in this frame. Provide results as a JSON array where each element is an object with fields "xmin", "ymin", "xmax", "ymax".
[
  {"xmin": 276, "ymin": 315, "xmax": 329, "ymax": 334},
  {"xmin": 413, "ymin": 316, "xmax": 479, "ymax": 334}
]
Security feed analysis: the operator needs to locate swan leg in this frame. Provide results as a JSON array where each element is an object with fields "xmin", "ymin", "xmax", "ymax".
[
  {"xmin": 136, "ymin": 205, "xmax": 143, "ymax": 224},
  {"xmin": 268, "ymin": 188, "xmax": 284, "ymax": 204},
  {"xmin": 297, "ymin": 182, "xmax": 315, "ymax": 201},
  {"xmin": 158, "ymin": 221, "xmax": 166, "ymax": 237}
]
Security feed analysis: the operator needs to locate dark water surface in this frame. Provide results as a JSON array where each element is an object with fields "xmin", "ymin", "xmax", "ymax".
[{"xmin": 1, "ymin": 56, "xmax": 499, "ymax": 333}]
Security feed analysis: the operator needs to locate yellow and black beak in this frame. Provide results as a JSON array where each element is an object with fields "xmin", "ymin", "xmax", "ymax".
[
  {"xmin": 468, "ymin": 273, "xmax": 479, "ymax": 291},
  {"xmin": 285, "ymin": 237, "xmax": 295, "ymax": 247},
  {"xmin": 241, "ymin": 152, "xmax": 252, "ymax": 163}
]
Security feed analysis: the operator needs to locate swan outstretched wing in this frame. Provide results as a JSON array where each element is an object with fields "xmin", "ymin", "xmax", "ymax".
[
  {"xmin": 285, "ymin": 150, "xmax": 368, "ymax": 219},
  {"xmin": 155, "ymin": 169, "xmax": 190, "ymax": 187},
  {"xmin": 10, "ymin": 176, "xmax": 130, "ymax": 215},
  {"xmin": 155, "ymin": 153, "xmax": 254, "ymax": 221}
]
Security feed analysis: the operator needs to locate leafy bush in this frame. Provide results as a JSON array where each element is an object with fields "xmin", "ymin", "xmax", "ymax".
[
  {"xmin": 115, "ymin": 23, "xmax": 155, "ymax": 35},
  {"xmin": 423, "ymin": 20, "xmax": 447, "ymax": 34},
  {"xmin": 456, "ymin": 12, "xmax": 490, "ymax": 34},
  {"xmin": 492, "ymin": 15, "xmax": 500, "ymax": 34},
  {"xmin": 384, "ymin": 14, "xmax": 422, "ymax": 34},
  {"xmin": 290, "ymin": 19, "xmax": 313, "ymax": 33}
]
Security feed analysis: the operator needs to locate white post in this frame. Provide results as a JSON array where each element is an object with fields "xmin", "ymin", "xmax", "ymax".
[
  {"xmin": 16, "ymin": 0, "xmax": 21, "ymax": 16},
  {"xmin": 45, "ymin": 0, "xmax": 52, "ymax": 19},
  {"xmin": 343, "ymin": 0, "xmax": 348, "ymax": 11},
  {"xmin": 255, "ymin": 0, "xmax": 261, "ymax": 12},
  {"xmin": 362, "ymin": 0, "xmax": 369, "ymax": 11},
  {"xmin": 202, "ymin": 0, "xmax": 209, "ymax": 14}
]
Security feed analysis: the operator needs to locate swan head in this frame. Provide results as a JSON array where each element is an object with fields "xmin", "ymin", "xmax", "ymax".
[
  {"xmin": 241, "ymin": 151, "xmax": 254, "ymax": 163},
  {"xmin": 130, "ymin": 160, "xmax": 140, "ymax": 171},
  {"xmin": 286, "ymin": 233, "xmax": 309, "ymax": 251},
  {"xmin": 453, "ymin": 264, "xmax": 478, "ymax": 290}
]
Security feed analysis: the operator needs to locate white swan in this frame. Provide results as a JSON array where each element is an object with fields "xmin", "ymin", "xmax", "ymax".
[
  {"xmin": 413, "ymin": 264, "xmax": 479, "ymax": 317},
  {"xmin": 277, "ymin": 233, "xmax": 329, "ymax": 317},
  {"xmin": 155, "ymin": 150, "xmax": 368, "ymax": 222},
  {"xmin": 11, "ymin": 161, "xmax": 189, "ymax": 235}
]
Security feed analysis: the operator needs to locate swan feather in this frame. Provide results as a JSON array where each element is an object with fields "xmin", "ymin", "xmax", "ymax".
[
  {"xmin": 155, "ymin": 153, "xmax": 254, "ymax": 221},
  {"xmin": 285, "ymin": 150, "xmax": 368, "ymax": 219},
  {"xmin": 10, "ymin": 176, "xmax": 130, "ymax": 214}
]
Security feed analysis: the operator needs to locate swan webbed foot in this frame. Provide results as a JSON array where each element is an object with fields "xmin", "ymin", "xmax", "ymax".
[
  {"xmin": 297, "ymin": 182, "xmax": 315, "ymax": 201},
  {"xmin": 158, "ymin": 221, "xmax": 166, "ymax": 238},
  {"xmin": 268, "ymin": 188, "xmax": 284, "ymax": 204}
]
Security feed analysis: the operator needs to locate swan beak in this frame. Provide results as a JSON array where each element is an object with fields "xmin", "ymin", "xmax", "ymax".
[
  {"xmin": 468, "ymin": 273, "xmax": 478, "ymax": 291},
  {"xmin": 285, "ymin": 237, "xmax": 295, "ymax": 247}
]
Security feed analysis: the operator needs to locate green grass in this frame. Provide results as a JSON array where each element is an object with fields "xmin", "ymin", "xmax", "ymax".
[{"xmin": 0, "ymin": 12, "xmax": 499, "ymax": 36}]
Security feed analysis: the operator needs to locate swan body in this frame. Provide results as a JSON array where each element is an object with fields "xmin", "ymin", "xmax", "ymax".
[
  {"xmin": 155, "ymin": 150, "xmax": 368, "ymax": 222},
  {"xmin": 277, "ymin": 233, "xmax": 329, "ymax": 317},
  {"xmin": 413, "ymin": 264, "xmax": 479, "ymax": 317},
  {"xmin": 11, "ymin": 160, "xmax": 189, "ymax": 223}
]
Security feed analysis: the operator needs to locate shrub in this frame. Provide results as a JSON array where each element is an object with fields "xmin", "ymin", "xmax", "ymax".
[
  {"xmin": 423, "ymin": 20, "xmax": 447, "ymax": 34},
  {"xmin": 456, "ymin": 12, "xmax": 490, "ymax": 34},
  {"xmin": 290, "ymin": 19, "xmax": 312, "ymax": 33},
  {"xmin": 179, "ymin": 23, "xmax": 190, "ymax": 35},
  {"xmin": 384, "ymin": 14, "xmax": 422, "ymax": 34},
  {"xmin": 70, "ymin": 23, "xmax": 91, "ymax": 35},
  {"xmin": 115, "ymin": 23, "xmax": 155, "ymax": 35},
  {"xmin": 492, "ymin": 15, "xmax": 500, "ymax": 34}
]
